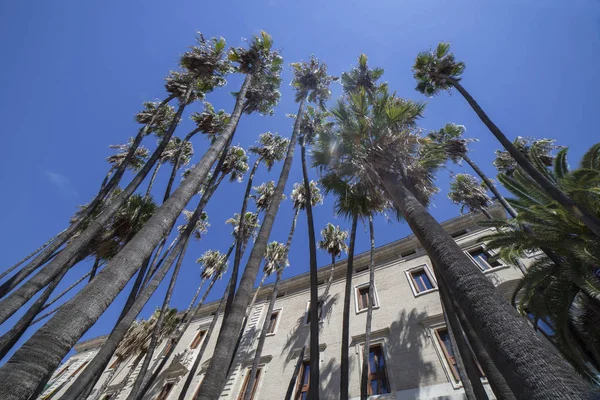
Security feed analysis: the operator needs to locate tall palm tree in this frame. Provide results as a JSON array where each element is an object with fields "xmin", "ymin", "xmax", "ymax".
[
  {"xmin": 225, "ymin": 132, "xmax": 289, "ymax": 319},
  {"xmin": 427, "ymin": 123, "xmax": 518, "ymax": 219},
  {"xmin": 197, "ymin": 57, "xmax": 327, "ymax": 399},
  {"xmin": 319, "ymin": 78, "xmax": 591, "ymax": 397},
  {"xmin": 252, "ymin": 180, "xmax": 286, "ymax": 213},
  {"xmin": 317, "ymin": 223, "xmax": 349, "ymax": 297},
  {"xmin": 243, "ymin": 242, "xmax": 289, "ymax": 400},
  {"xmin": 0, "ymin": 34, "xmax": 230, "ymax": 327},
  {"xmin": 448, "ymin": 174, "xmax": 493, "ymax": 219},
  {"xmin": 493, "ymin": 136, "xmax": 558, "ymax": 177},
  {"xmin": 0, "ymin": 32, "xmax": 281, "ymax": 400},
  {"xmin": 482, "ymin": 143, "xmax": 600, "ymax": 380},
  {"xmin": 413, "ymin": 42, "xmax": 600, "ymax": 237}
]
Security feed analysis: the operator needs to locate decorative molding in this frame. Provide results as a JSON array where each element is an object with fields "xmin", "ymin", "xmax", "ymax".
[{"xmin": 350, "ymin": 327, "xmax": 390, "ymax": 345}]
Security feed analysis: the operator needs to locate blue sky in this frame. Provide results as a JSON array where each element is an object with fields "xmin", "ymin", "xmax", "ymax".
[{"xmin": 1, "ymin": 0, "xmax": 599, "ymax": 359}]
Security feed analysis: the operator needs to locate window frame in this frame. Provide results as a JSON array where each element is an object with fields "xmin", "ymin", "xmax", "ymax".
[
  {"xmin": 266, "ymin": 308, "xmax": 282, "ymax": 337},
  {"xmin": 294, "ymin": 360, "xmax": 311, "ymax": 400},
  {"xmin": 237, "ymin": 367, "xmax": 263, "ymax": 400},
  {"xmin": 405, "ymin": 264, "xmax": 438, "ymax": 297},
  {"xmin": 357, "ymin": 339, "xmax": 392, "ymax": 396},
  {"xmin": 465, "ymin": 246, "xmax": 506, "ymax": 273},
  {"xmin": 304, "ymin": 300, "xmax": 324, "ymax": 325},
  {"xmin": 354, "ymin": 282, "xmax": 380, "ymax": 313},
  {"xmin": 190, "ymin": 328, "xmax": 208, "ymax": 350}
]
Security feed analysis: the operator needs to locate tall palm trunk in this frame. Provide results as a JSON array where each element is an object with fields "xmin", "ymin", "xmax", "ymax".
[
  {"xmin": 126, "ymin": 238, "xmax": 190, "ymax": 400},
  {"xmin": 164, "ymin": 127, "xmax": 202, "ymax": 201},
  {"xmin": 300, "ymin": 141, "xmax": 320, "ymax": 398},
  {"xmin": 285, "ymin": 345, "xmax": 306, "ymax": 400},
  {"xmin": 145, "ymin": 162, "xmax": 162, "ymax": 198},
  {"xmin": 224, "ymin": 157, "xmax": 262, "ymax": 320},
  {"xmin": 0, "ymin": 88, "xmax": 191, "ymax": 319},
  {"xmin": 462, "ymin": 154, "xmax": 517, "ymax": 219},
  {"xmin": 0, "ymin": 75, "xmax": 253, "ymax": 400},
  {"xmin": 88, "ymin": 356, "xmax": 124, "ymax": 400},
  {"xmin": 0, "ymin": 268, "xmax": 68, "ymax": 360},
  {"xmin": 340, "ymin": 214, "xmax": 358, "ymax": 400},
  {"xmin": 378, "ymin": 170, "xmax": 591, "ymax": 399},
  {"xmin": 0, "ymin": 95, "xmax": 177, "ymax": 300},
  {"xmin": 243, "ymin": 270, "xmax": 283, "ymax": 400},
  {"xmin": 359, "ymin": 216, "xmax": 376, "ymax": 400},
  {"xmin": 197, "ymin": 98, "xmax": 306, "ymax": 399},
  {"xmin": 177, "ymin": 247, "xmax": 236, "ymax": 400},
  {"xmin": 0, "ymin": 229, "xmax": 66, "ymax": 282},
  {"xmin": 436, "ymin": 272, "xmax": 489, "ymax": 400},
  {"xmin": 446, "ymin": 76, "xmax": 600, "ymax": 237}
]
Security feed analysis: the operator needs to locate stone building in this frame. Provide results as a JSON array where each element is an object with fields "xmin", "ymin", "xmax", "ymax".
[{"xmin": 39, "ymin": 205, "xmax": 539, "ymax": 400}]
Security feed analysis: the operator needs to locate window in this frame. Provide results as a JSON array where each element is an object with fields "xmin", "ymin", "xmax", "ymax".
[
  {"xmin": 468, "ymin": 248, "xmax": 501, "ymax": 271},
  {"xmin": 367, "ymin": 345, "xmax": 390, "ymax": 395},
  {"xmin": 295, "ymin": 361, "xmax": 310, "ymax": 400},
  {"xmin": 267, "ymin": 310, "xmax": 280, "ymax": 335},
  {"xmin": 160, "ymin": 339, "xmax": 175, "ymax": 358},
  {"xmin": 190, "ymin": 329, "xmax": 207, "ymax": 349},
  {"xmin": 527, "ymin": 313, "xmax": 555, "ymax": 338},
  {"xmin": 155, "ymin": 382, "xmax": 174, "ymax": 400},
  {"xmin": 408, "ymin": 267, "xmax": 436, "ymax": 294},
  {"xmin": 355, "ymin": 283, "xmax": 378, "ymax": 312},
  {"xmin": 305, "ymin": 301, "xmax": 323, "ymax": 324},
  {"xmin": 434, "ymin": 327, "xmax": 460, "ymax": 382},
  {"xmin": 237, "ymin": 368, "xmax": 262, "ymax": 400}
]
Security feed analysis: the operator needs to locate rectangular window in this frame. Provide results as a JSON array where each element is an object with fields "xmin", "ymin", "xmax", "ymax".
[
  {"xmin": 160, "ymin": 339, "xmax": 174, "ymax": 358},
  {"xmin": 295, "ymin": 361, "xmax": 310, "ymax": 400},
  {"xmin": 468, "ymin": 248, "xmax": 501, "ymax": 271},
  {"xmin": 305, "ymin": 301, "xmax": 323, "ymax": 324},
  {"xmin": 155, "ymin": 382, "xmax": 174, "ymax": 400},
  {"xmin": 409, "ymin": 268, "xmax": 436, "ymax": 293},
  {"xmin": 434, "ymin": 327, "xmax": 460, "ymax": 382},
  {"xmin": 367, "ymin": 345, "xmax": 390, "ymax": 395},
  {"xmin": 358, "ymin": 286, "xmax": 370, "ymax": 310},
  {"xmin": 237, "ymin": 368, "xmax": 262, "ymax": 400},
  {"xmin": 190, "ymin": 329, "xmax": 207, "ymax": 350},
  {"xmin": 267, "ymin": 310, "xmax": 280, "ymax": 334}
]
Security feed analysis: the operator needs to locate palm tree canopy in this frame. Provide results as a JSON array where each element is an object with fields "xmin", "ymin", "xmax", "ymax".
[
  {"xmin": 226, "ymin": 212, "xmax": 260, "ymax": 242},
  {"xmin": 290, "ymin": 55, "xmax": 337, "ymax": 108},
  {"xmin": 248, "ymin": 132, "xmax": 290, "ymax": 171},
  {"xmin": 160, "ymin": 136, "xmax": 194, "ymax": 166},
  {"xmin": 481, "ymin": 143, "xmax": 600, "ymax": 379},
  {"xmin": 178, "ymin": 210, "xmax": 210, "ymax": 240},
  {"xmin": 412, "ymin": 42, "xmax": 465, "ymax": 96},
  {"xmin": 340, "ymin": 53, "xmax": 385, "ymax": 96},
  {"xmin": 448, "ymin": 174, "xmax": 492, "ymax": 214},
  {"xmin": 493, "ymin": 136, "xmax": 560, "ymax": 176},
  {"xmin": 318, "ymin": 223, "xmax": 349, "ymax": 259},
  {"xmin": 106, "ymin": 138, "xmax": 149, "ymax": 172},
  {"xmin": 252, "ymin": 180, "xmax": 286, "ymax": 213},
  {"xmin": 196, "ymin": 249, "xmax": 228, "ymax": 280},
  {"xmin": 135, "ymin": 101, "xmax": 177, "ymax": 136},
  {"xmin": 427, "ymin": 123, "xmax": 476, "ymax": 164},
  {"xmin": 299, "ymin": 106, "xmax": 333, "ymax": 147},
  {"xmin": 290, "ymin": 181, "xmax": 323, "ymax": 211},
  {"xmin": 191, "ymin": 102, "xmax": 231, "ymax": 143},
  {"xmin": 222, "ymin": 145, "xmax": 250, "ymax": 182},
  {"xmin": 263, "ymin": 241, "xmax": 289, "ymax": 276}
]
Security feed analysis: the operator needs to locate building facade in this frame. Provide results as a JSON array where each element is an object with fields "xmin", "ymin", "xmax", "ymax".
[{"xmin": 40, "ymin": 206, "xmax": 539, "ymax": 400}]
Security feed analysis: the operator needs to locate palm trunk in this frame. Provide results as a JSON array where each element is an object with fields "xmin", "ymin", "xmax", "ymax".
[
  {"xmin": 340, "ymin": 214, "xmax": 358, "ymax": 400},
  {"xmin": 300, "ymin": 142, "xmax": 320, "ymax": 398},
  {"xmin": 447, "ymin": 77, "xmax": 600, "ymax": 237},
  {"xmin": 89, "ymin": 257, "xmax": 101, "ymax": 282},
  {"xmin": 360, "ymin": 216, "xmax": 376, "ymax": 400},
  {"xmin": 285, "ymin": 345, "xmax": 306, "ymax": 400},
  {"xmin": 224, "ymin": 157, "xmax": 262, "ymax": 320},
  {"xmin": 462, "ymin": 154, "xmax": 517, "ymax": 219},
  {"xmin": 116, "ymin": 354, "xmax": 144, "ymax": 399},
  {"xmin": 88, "ymin": 356, "xmax": 124, "ymax": 400},
  {"xmin": 37, "ymin": 269, "xmax": 94, "ymax": 315},
  {"xmin": 118, "ymin": 256, "xmax": 153, "ymax": 323},
  {"xmin": 480, "ymin": 207, "xmax": 493, "ymax": 220},
  {"xmin": 244, "ymin": 270, "xmax": 283, "ymax": 400},
  {"xmin": 0, "ymin": 95, "xmax": 176, "ymax": 300},
  {"xmin": 0, "ymin": 267, "xmax": 68, "ymax": 361},
  {"xmin": 127, "ymin": 238, "xmax": 190, "ymax": 400},
  {"xmin": 0, "ymin": 229, "xmax": 66, "ymax": 282},
  {"xmin": 145, "ymin": 162, "xmax": 162, "ymax": 198},
  {"xmin": 197, "ymin": 98, "xmax": 306, "ymax": 399},
  {"xmin": 0, "ymin": 87, "xmax": 191, "ymax": 321},
  {"xmin": 436, "ymin": 273, "xmax": 489, "ymax": 400},
  {"xmin": 322, "ymin": 254, "xmax": 337, "ymax": 301},
  {"xmin": 378, "ymin": 170, "xmax": 591, "ymax": 399},
  {"xmin": 164, "ymin": 128, "xmax": 202, "ymax": 201},
  {"xmin": 0, "ymin": 75, "xmax": 253, "ymax": 400}
]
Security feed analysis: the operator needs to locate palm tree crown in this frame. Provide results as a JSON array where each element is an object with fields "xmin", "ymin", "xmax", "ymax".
[
  {"xmin": 318, "ymin": 223, "xmax": 349, "ymax": 259},
  {"xmin": 222, "ymin": 145, "xmax": 250, "ymax": 182},
  {"xmin": 263, "ymin": 241, "xmax": 289, "ymax": 277},
  {"xmin": 197, "ymin": 250, "xmax": 229, "ymax": 281},
  {"xmin": 135, "ymin": 101, "xmax": 177, "ymax": 136},
  {"xmin": 178, "ymin": 210, "xmax": 210, "ymax": 240},
  {"xmin": 226, "ymin": 212, "xmax": 260, "ymax": 242},
  {"xmin": 248, "ymin": 132, "xmax": 290, "ymax": 171},
  {"xmin": 106, "ymin": 139, "xmax": 149, "ymax": 172},
  {"xmin": 290, "ymin": 55, "xmax": 337, "ymax": 108},
  {"xmin": 448, "ymin": 174, "xmax": 492, "ymax": 214},
  {"xmin": 160, "ymin": 137, "xmax": 194, "ymax": 166},
  {"xmin": 341, "ymin": 54, "xmax": 385, "ymax": 96},
  {"xmin": 493, "ymin": 136, "xmax": 559, "ymax": 176},
  {"xmin": 412, "ymin": 42, "xmax": 466, "ymax": 96},
  {"xmin": 252, "ymin": 181, "xmax": 286, "ymax": 213},
  {"xmin": 290, "ymin": 181, "xmax": 323, "ymax": 211}
]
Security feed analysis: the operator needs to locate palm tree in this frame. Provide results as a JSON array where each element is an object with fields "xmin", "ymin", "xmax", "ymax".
[
  {"xmin": 482, "ymin": 144, "xmax": 600, "ymax": 380},
  {"xmin": 320, "ymin": 75, "xmax": 591, "ymax": 397},
  {"xmin": 0, "ymin": 34, "xmax": 230, "ymax": 329},
  {"xmin": 196, "ymin": 57, "xmax": 327, "ymax": 399},
  {"xmin": 317, "ymin": 223, "xmax": 349, "ymax": 296},
  {"xmin": 243, "ymin": 242, "xmax": 289, "ymax": 400},
  {"xmin": 132, "ymin": 250, "xmax": 229, "ymax": 400},
  {"xmin": 448, "ymin": 174, "xmax": 493, "ymax": 219},
  {"xmin": 0, "ymin": 32, "xmax": 280, "ymax": 399},
  {"xmin": 252, "ymin": 180, "xmax": 286, "ymax": 213},
  {"xmin": 493, "ymin": 136, "xmax": 558, "ymax": 177},
  {"xmin": 413, "ymin": 42, "xmax": 600, "ymax": 237},
  {"xmin": 145, "ymin": 136, "xmax": 194, "ymax": 197},
  {"xmin": 427, "ymin": 123, "xmax": 518, "ymax": 219}
]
